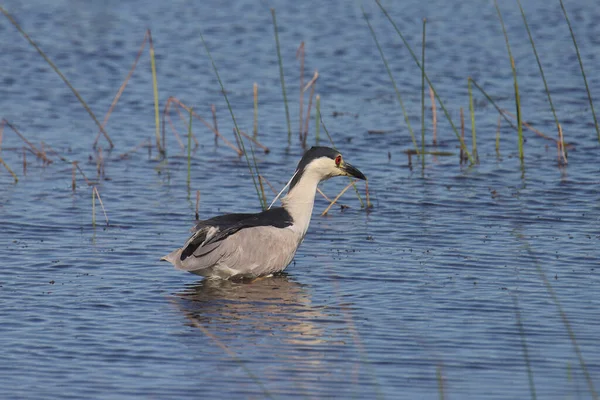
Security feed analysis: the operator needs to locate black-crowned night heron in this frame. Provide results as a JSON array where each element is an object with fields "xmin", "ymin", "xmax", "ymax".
[{"xmin": 161, "ymin": 146, "xmax": 366, "ymax": 279}]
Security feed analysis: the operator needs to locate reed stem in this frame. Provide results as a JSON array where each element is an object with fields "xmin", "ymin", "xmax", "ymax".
[
  {"xmin": 93, "ymin": 186, "xmax": 109, "ymax": 225},
  {"xmin": 297, "ymin": 42, "xmax": 305, "ymax": 143},
  {"xmin": 303, "ymin": 71, "xmax": 318, "ymax": 147},
  {"xmin": 421, "ymin": 18, "xmax": 426, "ymax": 170},
  {"xmin": 72, "ymin": 162, "xmax": 76, "ymax": 191},
  {"xmin": 0, "ymin": 6, "xmax": 114, "ymax": 148},
  {"xmin": 148, "ymin": 30, "xmax": 163, "ymax": 156},
  {"xmin": 3, "ymin": 119, "xmax": 52, "ymax": 164},
  {"xmin": 365, "ymin": 179, "xmax": 372, "ymax": 209},
  {"xmin": 321, "ymin": 180, "xmax": 356, "ymax": 216},
  {"xmin": 257, "ymin": 173, "xmax": 266, "ymax": 209},
  {"xmin": 374, "ymin": 0, "xmax": 473, "ymax": 164},
  {"xmin": 199, "ymin": 31, "xmax": 265, "ymax": 209},
  {"xmin": 168, "ymin": 97, "xmax": 240, "ymax": 155},
  {"xmin": 494, "ymin": 0, "xmax": 523, "ymax": 161},
  {"xmin": 271, "ymin": 9, "xmax": 292, "ymax": 146},
  {"xmin": 0, "ymin": 155, "xmax": 18, "ymax": 183},
  {"xmin": 253, "ymin": 83, "xmax": 258, "ymax": 137},
  {"xmin": 92, "ymin": 186, "xmax": 96, "ymax": 227},
  {"xmin": 470, "ymin": 79, "xmax": 518, "ymax": 131},
  {"xmin": 208, "ymin": 104, "xmax": 217, "ymax": 145},
  {"xmin": 559, "ymin": 0, "xmax": 600, "ymax": 142},
  {"xmin": 362, "ymin": 6, "xmax": 418, "ymax": 154},
  {"xmin": 94, "ymin": 31, "xmax": 148, "ymax": 148},
  {"xmin": 558, "ymin": 124, "xmax": 567, "ymax": 165},
  {"xmin": 460, "ymin": 107, "xmax": 465, "ymax": 164},
  {"xmin": 249, "ymin": 142, "xmax": 267, "ymax": 208},
  {"xmin": 468, "ymin": 78, "xmax": 478, "ymax": 162},
  {"xmin": 517, "ymin": 0, "xmax": 560, "ymax": 138},
  {"xmin": 315, "ymin": 95, "xmax": 321, "ymax": 145},
  {"xmin": 429, "ymin": 86, "xmax": 437, "ymax": 145}
]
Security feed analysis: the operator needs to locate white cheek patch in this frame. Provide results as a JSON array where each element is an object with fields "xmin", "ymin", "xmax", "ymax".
[{"xmin": 310, "ymin": 157, "xmax": 339, "ymax": 177}]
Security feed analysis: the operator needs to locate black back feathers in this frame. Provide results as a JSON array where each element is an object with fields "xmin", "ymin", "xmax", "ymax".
[{"xmin": 180, "ymin": 207, "xmax": 294, "ymax": 261}]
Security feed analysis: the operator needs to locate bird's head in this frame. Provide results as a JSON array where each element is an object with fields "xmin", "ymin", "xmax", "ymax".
[{"xmin": 289, "ymin": 146, "xmax": 366, "ymax": 190}]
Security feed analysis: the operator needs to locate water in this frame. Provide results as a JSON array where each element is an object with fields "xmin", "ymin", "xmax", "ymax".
[{"xmin": 1, "ymin": 0, "xmax": 599, "ymax": 398}]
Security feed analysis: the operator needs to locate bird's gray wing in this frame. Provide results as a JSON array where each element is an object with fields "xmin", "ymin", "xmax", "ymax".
[
  {"xmin": 180, "ymin": 213, "xmax": 260, "ymax": 262},
  {"xmin": 180, "ymin": 208, "xmax": 293, "ymax": 262}
]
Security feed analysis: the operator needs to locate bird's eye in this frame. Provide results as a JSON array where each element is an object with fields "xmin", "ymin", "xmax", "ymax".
[{"xmin": 335, "ymin": 155, "xmax": 342, "ymax": 166}]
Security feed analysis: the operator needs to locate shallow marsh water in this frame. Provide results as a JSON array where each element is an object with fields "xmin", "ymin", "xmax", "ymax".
[{"xmin": 0, "ymin": 0, "xmax": 599, "ymax": 398}]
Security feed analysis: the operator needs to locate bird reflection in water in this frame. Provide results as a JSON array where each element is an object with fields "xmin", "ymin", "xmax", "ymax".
[
  {"xmin": 171, "ymin": 275, "xmax": 360, "ymax": 397},
  {"xmin": 171, "ymin": 274, "xmax": 327, "ymax": 346}
]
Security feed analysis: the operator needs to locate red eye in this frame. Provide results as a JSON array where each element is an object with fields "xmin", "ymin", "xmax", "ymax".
[{"xmin": 335, "ymin": 155, "xmax": 342, "ymax": 166}]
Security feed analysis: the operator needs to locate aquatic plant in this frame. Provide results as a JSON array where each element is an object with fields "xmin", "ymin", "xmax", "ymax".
[
  {"xmin": 271, "ymin": 8, "xmax": 292, "ymax": 147},
  {"xmin": 494, "ymin": 0, "xmax": 524, "ymax": 162},
  {"xmin": 559, "ymin": 0, "xmax": 599, "ymax": 142},
  {"xmin": 199, "ymin": 29, "xmax": 267, "ymax": 210},
  {"xmin": 374, "ymin": 0, "xmax": 474, "ymax": 164},
  {"xmin": 362, "ymin": 6, "xmax": 418, "ymax": 155},
  {"xmin": 421, "ymin": 18, "xmax": 427, "ymax": 169}
]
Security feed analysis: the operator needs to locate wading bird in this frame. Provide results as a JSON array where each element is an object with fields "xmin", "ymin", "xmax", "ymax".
[{"xmin": 161, "ymin": 146, "xmax": 366, "ymax": 279}]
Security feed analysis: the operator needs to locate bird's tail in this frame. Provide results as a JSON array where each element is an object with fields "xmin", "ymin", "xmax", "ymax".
[{"xmin": 160, "ymin": 248, "xmax": 182, "ymax": 267}]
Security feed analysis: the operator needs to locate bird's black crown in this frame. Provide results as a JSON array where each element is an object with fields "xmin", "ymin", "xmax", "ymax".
[{"xmin": 289, "ymin": 146, "xmax": 340, "ymax": 190}]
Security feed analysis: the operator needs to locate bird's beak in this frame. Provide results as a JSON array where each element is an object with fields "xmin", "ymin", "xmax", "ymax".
[{"xmin": 342, "ymin": 162, "xmax": 366, "ymax": 180}]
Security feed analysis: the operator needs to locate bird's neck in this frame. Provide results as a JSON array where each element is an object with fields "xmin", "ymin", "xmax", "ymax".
[{"xmin": 282, "ymin": 171, "xmax": 321, "ymax": 238}]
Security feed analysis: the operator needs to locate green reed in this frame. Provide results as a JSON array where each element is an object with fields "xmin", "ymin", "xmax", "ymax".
[
  {"xmin": 559, "ymin": 0, "xmax": 600, "ymax": 142},
  {"xmin": 421, "ymin": 18, "xmax": 427, "ymax": 170},
  {"xmin": 297, "ymin": 42, "xmax": 305, "ymax": 143},
  {"xmin": 362, "ymin": 6, "xmax": 418, "ymax": 155},
  {"xmin": 148, "ymin": 31, "xmax": 163, "ymax": 156},
  {"xmin": 470, "ymin": 79, "xmax": 518, "ymax": 131},
  {"xmin": 92, "ymin": 186, "xmax": 96, "ymax": 227},
  {"xmin": 198, "ymin": 30, "xmax": 266, "ymax": 210},
  {"xmin": 494, "ymin": 0, "xmax": 524, "ymax": 161},
  {"xmin": 516, "ymin": 0, "xmax": 560, "ymax": 138},
  {"xmin": 468, "ymin": 78, "xmax": 478, "ymax": 162},
  {"xmin": 374, "ymin": 0, "xmax": 473, "ymax": 164},
  {"xmin": 250, "ymin": 143, "xmax": 267, "ymax": 208},
  {"xmin": 271, "ymin": 9, "xmax": 292, "ymax": 146},
  {"xmin": 253, "ymin": 83, "xmax": 258, "ymax": 137}
]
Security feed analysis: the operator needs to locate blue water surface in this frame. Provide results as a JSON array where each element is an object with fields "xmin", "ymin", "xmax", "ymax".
[{"xmin": 0, "ymin": 0, "xmax": 599, "ymax": 398}]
